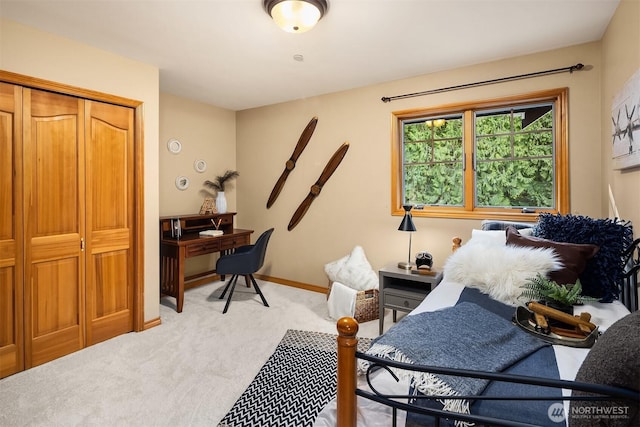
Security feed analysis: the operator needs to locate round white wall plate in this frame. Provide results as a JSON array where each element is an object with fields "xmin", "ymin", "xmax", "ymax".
[
  {"xmin": 175, "ymin": 176, "xmax": 190, "ymax": 190},
  {"xmin": 167, "ymin": 138, "xmax": 182, "ymax": 154},
  {"xmin": 194, "ymin": 159, "xmax": 207, "ymax": 173}
]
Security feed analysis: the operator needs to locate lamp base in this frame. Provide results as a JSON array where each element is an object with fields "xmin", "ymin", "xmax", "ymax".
[{"xmin": 397, "ymin": 261, "xmax": 415, "ymax": 270}]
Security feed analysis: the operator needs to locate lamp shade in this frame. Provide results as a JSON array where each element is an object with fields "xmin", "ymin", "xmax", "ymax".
[
  {"xmin": 398, "ymin": 204, "xmax": 416, "ymax": 232},
  {"xmin": 264, "ymin": 0, "xmax": 327, "ymax": 33},
  {"xmin": 397, "ymin": 204, "xmax": 416, "ymax": 269}
]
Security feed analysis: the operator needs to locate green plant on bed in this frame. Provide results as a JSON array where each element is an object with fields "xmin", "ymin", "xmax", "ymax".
[{"xmin": 519, "ymin": 274, "xmax": 598, "ymax": 307}]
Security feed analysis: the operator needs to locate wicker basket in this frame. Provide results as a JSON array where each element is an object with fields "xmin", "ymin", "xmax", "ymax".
[{"xmin": 327, "ymin": 282, "xmax": 379, "ymax": 323}]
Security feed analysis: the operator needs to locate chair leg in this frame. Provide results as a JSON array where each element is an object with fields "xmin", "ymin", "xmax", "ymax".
[
  {"xmin": 221, "ymin": 275, "xmax": 239, "ymax": 314},
  {"xmin": 219, "ymin": 275, "xmax": 237, "ymax": 299},
  {"xmin": 249, "ymin": 275, "xmax": 269, "ymax": 308}
]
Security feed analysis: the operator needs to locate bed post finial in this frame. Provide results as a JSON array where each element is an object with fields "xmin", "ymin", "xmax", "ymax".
[
  {"xmin": 336, "ymin": 317, "xmax": 359, "ymax": 427},
  {"xmin": 452, "ymin": 237, "xmax": 462, "ymax": 252}
]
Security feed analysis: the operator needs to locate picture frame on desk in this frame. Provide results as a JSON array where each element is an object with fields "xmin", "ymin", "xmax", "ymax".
[{"xmin": 199, "ymin": 197, "xmax": 217, "ymax": 214}]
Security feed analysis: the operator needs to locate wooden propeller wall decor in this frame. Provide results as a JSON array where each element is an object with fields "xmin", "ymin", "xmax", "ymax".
[
  {"xmin": 266, "ymin": 116, "xmax": 318, "ymax": 209},
  {"xmin": 288, "ymin": 142, "xmax": 350, "ymax": 231}
]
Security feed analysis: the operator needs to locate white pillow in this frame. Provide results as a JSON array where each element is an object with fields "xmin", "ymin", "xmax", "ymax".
[
  {"xmin": 324, "ymin": 246, "xmax": 378, "ymax": 291},
  {"xmin": 469, "ymin": 228, "xmax": 534, "ymax": 246},
  {"xmin": 470, "ymin": 229, "xmax": 507, "ymax": 245},
  {"xmin": 443, "ymin": 242, "xmax": 562, "ymax": 306}
]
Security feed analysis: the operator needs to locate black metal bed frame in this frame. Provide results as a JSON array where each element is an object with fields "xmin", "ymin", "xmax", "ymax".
[
  {"xmin": 355, "ymin": 352, "xmax": 639, "ymax": 427},
  {"xmin": 620, "ymin": 238, "xmax": 640, "ymax": 313},
  {"xmin": 350, "ymin": 238, "xmax": 640, "ymax": 427}
]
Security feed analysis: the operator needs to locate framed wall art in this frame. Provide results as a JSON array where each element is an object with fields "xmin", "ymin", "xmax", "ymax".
[{"xmin": 612, "ymin": 68, "xmax": 640, "ymax": 170}]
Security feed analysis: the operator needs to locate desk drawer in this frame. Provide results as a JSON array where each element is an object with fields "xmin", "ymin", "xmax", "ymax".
[
  {"xmin": 220, "ymin": 234, "xmax": 249, "ymax": 251},
  {"xmin": 384, "ymin": 292, "xmax": 427, "ymax": 311},
  {"xmin": 186, "ymin": 239, "xmax": 221, "ymax": 257}
]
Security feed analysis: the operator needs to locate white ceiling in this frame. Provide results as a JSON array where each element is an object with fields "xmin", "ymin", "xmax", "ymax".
[{"xmin": 1, "ymin": 0, "xmax": 620, "ymax": 111}]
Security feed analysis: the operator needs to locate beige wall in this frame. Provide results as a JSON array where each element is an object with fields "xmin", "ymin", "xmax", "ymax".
[
  {"xmin": 236, "ymin": 43, "xmax": 607, "ymax": 288},
  {"xmin": 3, "ymin": 0, "xmax": 638, "ymax": 314},
  {"xmin": 159, "ymin": 93, "xmax": 236, "ymax": 275},
  {"xmin": 602, "ymin": 0, "xmax": 640, "ymax": 228},
  {"xmin": 0, "ymin": 19, "xmax": 162, "ymax": 321}
]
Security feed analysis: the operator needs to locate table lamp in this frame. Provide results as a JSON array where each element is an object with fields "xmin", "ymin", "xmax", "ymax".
[{"xmin": 397, "ymin": 204, "xmax": 416, "ymax": 269}]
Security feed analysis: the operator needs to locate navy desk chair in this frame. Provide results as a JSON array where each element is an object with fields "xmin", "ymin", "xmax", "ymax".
[{"xmin": 215, "ymin": 228, "xmax": 274, "ymax": 313}]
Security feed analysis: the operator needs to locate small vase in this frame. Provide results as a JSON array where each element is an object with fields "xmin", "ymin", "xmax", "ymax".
[{"xmin": 216, "ymin": 192, "xmax": 227, "ymax": 214}]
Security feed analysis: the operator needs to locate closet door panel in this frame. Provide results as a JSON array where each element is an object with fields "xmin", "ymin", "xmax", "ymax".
[
  {"xmin": 23, "ymin": 89, "xmax": 85, "ymax": 368},
  {"xmin": 85, "ymin": 101, "xmax": 134, "ymax": 345},
  {"xmin": 0, "ymin": 82, "xmax": 23, "ymax": 378}
]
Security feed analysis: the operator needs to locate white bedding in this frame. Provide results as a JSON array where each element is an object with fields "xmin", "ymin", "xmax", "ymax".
[{"xmin": 314, "ymin": 278, "xmax": 631, "ymax": 427}]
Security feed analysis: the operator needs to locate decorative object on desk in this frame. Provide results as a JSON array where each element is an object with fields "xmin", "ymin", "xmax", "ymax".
[
  {"xmin": 167, "ymin": 138, "xmax": 181, "ymax": 154},
  {"xmin": 267, "ymin": 116, "xmax": 318, "ymax": 208},
  {"xmin": 397, "ymin": 204, "xmax": 417, "ymax": 269},
  {"xmin": 204, "ymin": 170, "xmax": 239, "ymax": 214},
  {"xmin": 199, "ymin": 197, "xmax": 216, "ymax": 214},
  {"xmin": 215, "ymin": 192, "xmax": 227, "ymax": 214},
  {"xmin": 193, "ymin": 159, "xmax": 207, "ymax": 173},
  {"xmin": 170, "ymin": 218, "xmax": 182, "ymax": 239},
  {"xmin": 175, "ymin": 176, "xmax": 189, "ymax": 190},
  {"xmin": 203, "ymin": 169, "xmax": 239, "ymax": 192},
  {"xmin": 288, "ymin": 142, "xmax": 350, "ymax": 231},
  {"xmin": 199, "ymin": 229, "xmax": 223, "ymax": 237},
  {"xmin": 211, "ymin": 218, "xmax": 222, "ymax": 230}
]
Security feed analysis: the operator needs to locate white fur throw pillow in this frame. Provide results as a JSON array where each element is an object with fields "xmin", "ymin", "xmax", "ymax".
[
  {"xmin": 324, "ymin": 246, "xmax": 378, "ymax": 291},
  {"xmin": 443, "ymin": 242, "xmax": 562, "ymax": 306}
]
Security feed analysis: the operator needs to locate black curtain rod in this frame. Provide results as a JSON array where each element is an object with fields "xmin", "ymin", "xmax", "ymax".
[{"xmin": 381, "ymin": 63, "xmax": 585, "ymax": 103}]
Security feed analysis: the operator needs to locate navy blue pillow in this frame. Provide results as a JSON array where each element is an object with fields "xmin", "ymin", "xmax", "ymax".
[{"xmin": 535, "ymin": 213, "xmax": 633, "ymax": 301}]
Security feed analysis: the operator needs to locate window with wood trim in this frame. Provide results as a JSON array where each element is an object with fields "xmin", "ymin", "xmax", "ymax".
[{"xmin": 391, "ymin": 88, "xmax": 569, "ymax": 220}]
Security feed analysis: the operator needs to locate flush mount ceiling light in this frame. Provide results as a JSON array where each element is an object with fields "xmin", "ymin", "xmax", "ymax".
[{"xmin": 264, "ymin": 0, "xmax": 328, "ymax": 33}]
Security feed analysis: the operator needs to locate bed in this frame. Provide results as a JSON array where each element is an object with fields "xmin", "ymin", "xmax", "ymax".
[{"xmin": 315, "ymin": 215, "xmax": 640, "ymax": 427}]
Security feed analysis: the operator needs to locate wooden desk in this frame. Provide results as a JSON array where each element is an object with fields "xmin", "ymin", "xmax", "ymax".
[{"xmin": 159, "ymin": 213, "xmax": 253, "ymax": 312}]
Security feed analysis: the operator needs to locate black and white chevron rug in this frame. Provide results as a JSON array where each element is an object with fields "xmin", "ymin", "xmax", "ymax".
[{"xmin": 218, "ymin": 329, "xmax": 371, "ymax": 427}]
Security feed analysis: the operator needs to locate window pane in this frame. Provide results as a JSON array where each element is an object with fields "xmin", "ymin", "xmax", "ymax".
[
  {"xmin": 476, "ymin": 158, "xmax": 554, "ymax": 208},
  {"xmin": 405, "ymin": 162, "xmax": 463, "ymax": 206},
  {"xmin": 474, "ymin": 104, "xmax": 554, "ymax": 209},
  {"xmin": 402, "ymin": 115, "xmax": 463, "ymax": 206},
  {"xmin": 476, "ymin": 112, "xmax": 511, "ymax": 135},
  {"xmin": 476, "ymin": 135, "xmax": 511, "ymax": 160}
]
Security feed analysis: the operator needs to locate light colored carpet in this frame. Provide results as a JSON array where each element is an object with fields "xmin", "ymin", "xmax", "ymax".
[{"xmin": 0, "ymin": 280, "xmax": 393, "ymax": 427}]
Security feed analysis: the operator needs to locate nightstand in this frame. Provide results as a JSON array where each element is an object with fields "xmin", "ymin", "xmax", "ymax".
[{"xmin": 378, "ymin": 264, "xmax": 443, "ymax": 334}]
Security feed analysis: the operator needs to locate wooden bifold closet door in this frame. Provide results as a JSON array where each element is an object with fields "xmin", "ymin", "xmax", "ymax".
[
  {"xmin": 0, "ymin": 82, "xmax": 24, "ymax": 378},
  {"xmin": 7, "ymin": 87, "xmax": 135, "ymax": 371},
  {"xmin": 83, "ymin": 99, "xmax": 135, "ymax": 346}
]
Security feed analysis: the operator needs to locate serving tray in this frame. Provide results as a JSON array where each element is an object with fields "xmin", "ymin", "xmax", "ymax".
[{"xmin": 513, "ymin": 306, "xmax": 599, "ymax": 348}]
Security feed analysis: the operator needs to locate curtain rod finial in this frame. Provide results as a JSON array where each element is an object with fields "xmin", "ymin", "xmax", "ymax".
[{"xmin": 571, "ymin": 63, "xmax": 585, "ymax": 73}]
